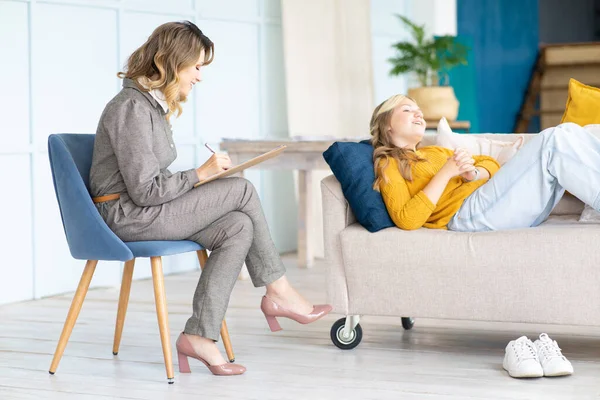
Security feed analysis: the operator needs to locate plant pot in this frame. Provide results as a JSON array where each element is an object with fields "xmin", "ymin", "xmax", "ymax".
[{"xmin": 407, "ymin": 86, "xmax": 459, "ymax": 121}]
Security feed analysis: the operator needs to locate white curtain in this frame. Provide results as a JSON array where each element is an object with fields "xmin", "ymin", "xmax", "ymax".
[{"xmin": 281, "ymin": 0, "xmax": 374, "ymax": 258}]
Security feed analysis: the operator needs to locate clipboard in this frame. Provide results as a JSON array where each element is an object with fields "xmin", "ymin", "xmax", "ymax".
[{"xmin": 194, "ymin": 144, "xmax": 287, "ymax": 187}]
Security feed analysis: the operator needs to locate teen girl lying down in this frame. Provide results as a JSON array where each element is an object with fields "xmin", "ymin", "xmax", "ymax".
[{"xmin": 371, "ymin": 94, "xmax": 600, "ymax": 232}]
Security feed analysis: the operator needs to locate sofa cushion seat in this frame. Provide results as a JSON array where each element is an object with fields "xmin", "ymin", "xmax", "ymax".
[{"xmin": 338, "ymin": 215, "xmax": 600, "ymax": 325}]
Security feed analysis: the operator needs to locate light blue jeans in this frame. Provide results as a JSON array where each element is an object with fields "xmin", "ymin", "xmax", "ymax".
[{"xmin": 448, "ymin": 123, "xmax": 600, "ymax": 232}]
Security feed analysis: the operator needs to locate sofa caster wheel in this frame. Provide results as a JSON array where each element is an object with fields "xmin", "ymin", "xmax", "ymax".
[
  {"xmin": 401, "ymin": 317, "xmax": 414, "ymax": 330},
  {"xmin": 330, "ymin": 317, "xmax": 362, "ymax": 350}
]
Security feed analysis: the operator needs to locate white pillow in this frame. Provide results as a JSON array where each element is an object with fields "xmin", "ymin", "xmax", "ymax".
[{"xmin": 435, "ymin": 117, "xmax": 524, "ymax": 165}]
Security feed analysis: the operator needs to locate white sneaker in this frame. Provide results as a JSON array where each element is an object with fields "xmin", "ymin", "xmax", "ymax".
[
  {"xmin": 534, "ymin": 333, "xmax": 574, "ymax": 377},
  {"xmin": 502, "ymin": 336, "xmax": 543, "ymax": 378}
]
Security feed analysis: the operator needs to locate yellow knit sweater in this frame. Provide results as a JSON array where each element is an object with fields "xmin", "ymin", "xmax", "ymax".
[{"xmin": 379, "ymin": 146, "xmax": 500, "ymax": 230}]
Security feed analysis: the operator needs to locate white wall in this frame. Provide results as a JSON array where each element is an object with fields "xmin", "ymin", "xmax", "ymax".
[
  {"xmin": 0, "ymin": 0, "xmax": 457, "ymax": 305},
  {"xmin": 0, "ymin": 0, "xmax": 290, "ymax": 304},
  {"xmin": 371, "ymin": 0, "xmax": 457, "ymax": 104},
  {"xmin": 280, "ymin": 0, "xmax": 374, "ymax": 260}
]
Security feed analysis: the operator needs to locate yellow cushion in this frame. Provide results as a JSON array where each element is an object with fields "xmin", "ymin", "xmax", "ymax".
[{"xmin": 561, "ymin": 78, "xmax": 600, "ymax": 125}]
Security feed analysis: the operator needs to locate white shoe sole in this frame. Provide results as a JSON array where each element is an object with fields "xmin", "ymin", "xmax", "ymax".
[
  {"xmin": 503, "ymin": 358, "xmax": 543, "ymax": 378},
  {"xmin": 544, "ymin": 370, "xmax": 573, "ymax": 377}
]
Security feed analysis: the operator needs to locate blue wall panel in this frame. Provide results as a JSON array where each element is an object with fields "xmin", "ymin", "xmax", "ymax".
[
  {"xmin": 457, "ymin": 0, "xmax": 539, "ymax": 132},
  {"xmin": 446, "ymin": 35, "xmax": 480, "ymax": 133}
]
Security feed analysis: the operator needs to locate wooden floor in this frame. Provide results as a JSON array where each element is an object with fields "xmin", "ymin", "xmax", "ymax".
[{"xmin": 2, "ymin": 254, "xmax": 600, "ymax": 399}]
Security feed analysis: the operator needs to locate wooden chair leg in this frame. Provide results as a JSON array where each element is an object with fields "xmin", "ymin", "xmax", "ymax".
[
  {"xmin": 220, "ymin": 319, "xmax": 234, "ymax": 362},
  {"xmin": 113, "ymin": 259, "xmax": 135, "ymax": 355},
  {"xmin": 196, "ymin": 250, "xmax": 236, "ymax": 362},
  {"xmin": 49, "ymin": 260, "xmax": 98, "ymax": 375},
  {"xmin": 150, "ymin": 256, "xmax": 174, "ymax": 383}
]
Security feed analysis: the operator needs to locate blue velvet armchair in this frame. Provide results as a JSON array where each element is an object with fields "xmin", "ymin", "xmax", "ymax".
[{"xmin": 47, "ymin": 134, "xmax": 234, "ymax": 383}]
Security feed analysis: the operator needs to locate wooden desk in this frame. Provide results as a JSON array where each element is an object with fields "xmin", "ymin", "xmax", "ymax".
[{"xmin": 220, "ymin": 138, "xmax": 351, "ymax": 268}]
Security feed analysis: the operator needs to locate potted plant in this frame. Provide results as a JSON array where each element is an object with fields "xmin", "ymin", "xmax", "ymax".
[{"xmin": 388, "ymin": 14, "xmax": 468, "ymax": 121}]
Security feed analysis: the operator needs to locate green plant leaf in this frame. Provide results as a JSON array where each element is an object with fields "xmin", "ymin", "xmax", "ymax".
[
  {"xmin": 391, "ymin": 42, "xmax": 420, "ymax": 55},
  {"xmin": 395, "ymin": 14, "xmax": 425, "ymax": 46},
  {"xmin": 387, "ymin": 15, "xmax": 469, "ymax": 85}
]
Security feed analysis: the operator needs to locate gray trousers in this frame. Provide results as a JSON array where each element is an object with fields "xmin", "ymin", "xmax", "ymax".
[
  {"xmin": 102, "ymin": 177, "xmax": 286, "ymax": 341},
  {"xmin": 182, "ymin": 177, "xmax": 286, "ymax": 340},
  {"xmin": 184, "ymin": 178, "xmax": 285, "ymax": 340}
]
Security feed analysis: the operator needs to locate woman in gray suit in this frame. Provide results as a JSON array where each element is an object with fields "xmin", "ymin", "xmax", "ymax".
[{"xmin": 90, "ymin": 21, "xmax": 331, "ymax": 376}]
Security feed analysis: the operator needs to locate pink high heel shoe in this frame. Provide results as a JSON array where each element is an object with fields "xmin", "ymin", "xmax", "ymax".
[
  {"xmin": 260, "ymin": 296, "xmax": 333, "ymax": 332},
  {"xmin": 176, "ymin": 333, "xmax": 246, "ymax": 376}
]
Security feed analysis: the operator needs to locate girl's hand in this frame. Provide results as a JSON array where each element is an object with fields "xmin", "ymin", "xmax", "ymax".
[
  {"xmin": 196, "ymin": 153, "xmax": 232, "ymax": 181},
  {"xmin": 453, "ymin": 148, "xmax": 476, "ymax": 179},
  {"xmin": 440, "ymin": 157, "xmax": 473, "ymax": 178},
  {"xmin": 461, "ymin": 169, "xmax": 478, "ymax": 181}
]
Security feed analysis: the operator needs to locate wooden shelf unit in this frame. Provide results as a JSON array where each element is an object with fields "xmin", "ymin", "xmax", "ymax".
[{"xmin": 514, "ymin": 42, "xmax": 600, "ymax": 132}]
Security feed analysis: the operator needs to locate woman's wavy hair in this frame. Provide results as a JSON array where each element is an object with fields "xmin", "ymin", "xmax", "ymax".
[
  {"xmin": 371, "ymin": 94, "xmax": 427, "ymax": 191},
  {"xmin": 118, "ymin": 20, "xmax": 214, "ymax": 120}
]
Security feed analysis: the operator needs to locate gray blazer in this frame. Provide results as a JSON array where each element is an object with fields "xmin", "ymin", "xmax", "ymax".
[{"xmin": 90, "ymin": 78, "xmax": 200, "ymax": 237}]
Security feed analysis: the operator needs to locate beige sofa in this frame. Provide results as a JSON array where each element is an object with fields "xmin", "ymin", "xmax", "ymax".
[{"xmin": 321, "ymin": 133, "xmax": 600, "ymax": 349}]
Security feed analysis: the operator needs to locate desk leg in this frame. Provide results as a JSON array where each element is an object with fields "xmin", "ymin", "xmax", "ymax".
[{"xmin": 298, "ymin": 170, "xmax": 314, "ymax": 268}]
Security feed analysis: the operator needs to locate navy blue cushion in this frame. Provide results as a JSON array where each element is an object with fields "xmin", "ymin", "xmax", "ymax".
[{"xmin": 323, "ymin": 140, "xmax": 394, "ymax": 232}]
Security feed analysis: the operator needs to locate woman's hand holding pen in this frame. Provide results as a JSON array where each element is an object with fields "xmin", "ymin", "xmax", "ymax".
[{"xmin": 195, "ymin": 143, "xmax": 232, "ymax": 181}]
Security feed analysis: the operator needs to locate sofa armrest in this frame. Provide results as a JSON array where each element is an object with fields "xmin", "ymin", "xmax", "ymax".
[{"xmin": 321, "ymin": 174, "xmax": 354, "ymax": 314}]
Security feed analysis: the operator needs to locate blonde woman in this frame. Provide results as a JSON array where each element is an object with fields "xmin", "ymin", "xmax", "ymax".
[
  {"xmin": 371, "ymin": 94, "xmax": 600, "ymax": 232},
  {"xmin": 90, "ymin": 21, "xmax": 331, "ymax": 376}
]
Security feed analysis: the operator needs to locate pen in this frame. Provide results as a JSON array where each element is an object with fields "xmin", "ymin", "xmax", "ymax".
[{"xmin": 205, "ymin": 143, "xmax": 216, "ymax": 154}]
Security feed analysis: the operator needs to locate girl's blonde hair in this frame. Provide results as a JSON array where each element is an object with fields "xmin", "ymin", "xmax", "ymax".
[
  {"xmin": 371, "ymin": 94, "xmax": 427, "ymax": 191},
  {"xmin": 118, "ymin": 21, "xmax": 214, "ymax": 120}
]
